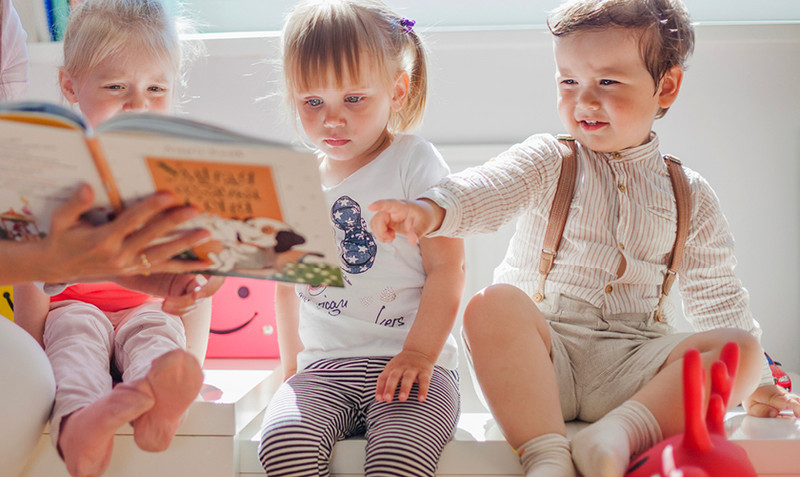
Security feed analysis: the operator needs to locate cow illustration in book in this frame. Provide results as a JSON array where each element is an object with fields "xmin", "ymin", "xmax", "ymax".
[
  {"xmin": 189, "ymin": 214, "xmax": 308, "ymax": 273},
  {"xmin": 625, "ymin": 342, "xmax": 757, "ymax": 477}
]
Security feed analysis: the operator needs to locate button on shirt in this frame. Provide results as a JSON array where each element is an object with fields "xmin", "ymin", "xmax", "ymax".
[{"xmin": 422, "ymin": 133, "xmax": 760, "ymax": 339}]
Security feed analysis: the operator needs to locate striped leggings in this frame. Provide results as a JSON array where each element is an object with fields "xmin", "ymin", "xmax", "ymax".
[{"xmin": 259, "ymin": 357, "xmax": 460, "ymax": 477}]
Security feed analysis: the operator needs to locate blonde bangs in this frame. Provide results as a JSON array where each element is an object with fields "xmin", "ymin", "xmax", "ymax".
[
  {"xmin": 282, "ymin": 1, "xmax": 392, "ymax": 95},
  {"xmin": 63, "ymin": 0, "xmax": 182, "ymax": 81}
]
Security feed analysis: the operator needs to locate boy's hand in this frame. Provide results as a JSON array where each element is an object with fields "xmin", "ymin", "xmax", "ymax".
[
  {"xmin": 375, "ymin": 350, "xmax": 435, "ymax": 403},
  {"xmin": 743, "ymin": 384, "xmax": 800, "ymax": 418},
  {"xmin": 369, "ymin": 199, "xmax": 444, "ymax": 244}
]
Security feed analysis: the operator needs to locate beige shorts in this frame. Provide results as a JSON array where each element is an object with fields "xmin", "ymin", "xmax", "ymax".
[{"xmin": 541, "ymin": 292, "xmax": 690, "ymax": 422}]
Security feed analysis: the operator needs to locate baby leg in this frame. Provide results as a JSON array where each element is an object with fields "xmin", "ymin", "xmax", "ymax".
[
  {"xmin": 364, "ymin": 366, "xmax": 460, "ymax": 477},
  {"xmin": 462, "ymin": 284, "xmax": 569, "ymax": 474},
  {"xmin": 572, "ymin": 328, "xmax": 762, "ymax": 477},
  {"xmin": 131, "ymin": 349, "xmax": 203, "ymax": 452},
  {"xmin": 44, "ymin": 302, "xmax": 153, "ymax": 477},
  {"xmin": 113, "ymin": 303, "xmax": 200, "ymax": 452},
  {"xmin": 57, "ymin": 380, "xmax": 155, "ymax": 477},
  {"xmin": 571, "ymin": 400, "xmax": 661, "ymax": 477},
  {"xmin": 517, "ymin": 433, "xmax": 576, "ymax": 477},
  {"xmin": 260, "ymin": 362, "xmax": 362, "ymax": 476}
]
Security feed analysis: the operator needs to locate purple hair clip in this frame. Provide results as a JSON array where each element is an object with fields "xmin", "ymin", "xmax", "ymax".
[{"xmin": 398, "ymin": 17, "xmax": 415, "ymax": 34}]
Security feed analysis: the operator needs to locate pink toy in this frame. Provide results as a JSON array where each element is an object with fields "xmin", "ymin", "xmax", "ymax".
[
  {"xmin": 206, "ymin": 277, "xmax": 279, "ymax": 358},
  {"xmin": 625, "ymin": 342, "xmax": 757, "ymax": 477}
]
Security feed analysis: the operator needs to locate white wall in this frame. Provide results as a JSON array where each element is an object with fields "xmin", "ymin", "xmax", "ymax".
[{"xmin": 26, "ymin": 23, "xmax": 800, "ymax": 409}]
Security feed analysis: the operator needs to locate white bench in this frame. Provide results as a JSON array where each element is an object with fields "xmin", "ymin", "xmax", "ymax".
[{"xmin": 20, "ymin": 361, "xmax": 800, "ymax": 477}]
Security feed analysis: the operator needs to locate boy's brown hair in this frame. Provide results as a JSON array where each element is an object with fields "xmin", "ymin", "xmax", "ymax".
[{"xmin": 548, "ymin": 0, "xmax": 694, "ymax": 118}]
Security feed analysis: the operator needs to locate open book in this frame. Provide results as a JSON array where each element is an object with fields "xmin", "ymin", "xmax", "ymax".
[{"xmin": 0, "ymin": 101, "xmax": 343, "ymax": 287}]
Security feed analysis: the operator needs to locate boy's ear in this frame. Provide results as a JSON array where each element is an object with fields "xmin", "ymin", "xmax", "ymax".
[
  {"xmin": 391, "ymin": 71, "xmax": 410, "ymax": 111},
  {"xmin": 58, "ymin": 69, "xmax": 79, "ymax": 104},
  {"xmin": 657, "ymin": 65, "xmax": 684, "ymax": 109}
]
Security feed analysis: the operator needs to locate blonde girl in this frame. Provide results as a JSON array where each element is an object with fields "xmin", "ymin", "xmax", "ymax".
[
  {"xmin": 259, "ymin": 1, "xmax": 465, "ymax": 476},
  {"xmin": 13, "ymin": 2, "xmax": 217, "ymax": 476}
]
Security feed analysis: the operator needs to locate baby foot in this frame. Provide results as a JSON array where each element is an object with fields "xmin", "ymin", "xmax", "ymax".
[
  {"xmin": 58, "ymin": 380, "xmax": 155, "ymax": 477},
  {"xmin": 132, "ymin": 349, "xmax": 203, "ymax": 452}
]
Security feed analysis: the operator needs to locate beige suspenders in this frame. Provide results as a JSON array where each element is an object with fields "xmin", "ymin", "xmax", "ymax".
[
  {"xmin": 533, "ymin": 135, "xmax": 578, "ymax": 303},
  {"xmin": 533, "ymin": 137, "xmax": 691, "ymax": 323},
  {"xmin": 655, "ymin": 154, "xmax": 691, "ymax": 322}
]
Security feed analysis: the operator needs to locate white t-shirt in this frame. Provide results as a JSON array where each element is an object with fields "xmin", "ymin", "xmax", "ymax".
[
  {"xmin": 0, "ymin": 0, "xmax": 29, "ymax": 101},
  {"xmin": 295, "ymin": 134, "xmax": 459, "ymax": 371}
]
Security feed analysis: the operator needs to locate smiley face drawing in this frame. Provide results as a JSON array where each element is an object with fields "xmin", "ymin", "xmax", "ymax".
[{"xmin": 206, "ymin": 277, "xmax": 280, "ymax": 358}]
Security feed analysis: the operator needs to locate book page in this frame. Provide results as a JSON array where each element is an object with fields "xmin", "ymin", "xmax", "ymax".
[
  {"xmin": 0, "ymin": 120, "xmax": 110, "ymax": 240},
  {"xmin": 98, "ymin": 131, "xmax": 342, "ymax": 286}
]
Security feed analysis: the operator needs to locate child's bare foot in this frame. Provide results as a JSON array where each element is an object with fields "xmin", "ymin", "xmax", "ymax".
[
  {"xmin": 132, "ymin": 349, "xmax": 203, "ymax": 452},
  {"xmin": 58, "ymin": 380, "xmax": 155, "ymax": 477}
]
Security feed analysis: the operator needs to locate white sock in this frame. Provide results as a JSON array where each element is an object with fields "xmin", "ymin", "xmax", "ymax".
[
  {"xmin": 571, "ymin": 400, "xmax": 662, "ymax": 477},
  {"xmin": 517, "ymin": 433, "xmax": 576, "ymax": 477}
]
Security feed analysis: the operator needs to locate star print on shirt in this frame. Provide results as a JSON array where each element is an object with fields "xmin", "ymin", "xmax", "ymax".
[{"xmin": 331, "ymin": 195, "xmax": 377, "ymax": 274}]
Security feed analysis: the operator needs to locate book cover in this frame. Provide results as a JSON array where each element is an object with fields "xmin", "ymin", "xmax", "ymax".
[{"xmin": 0, "ymin": 101, "xmax": 343, "ymax": 287}]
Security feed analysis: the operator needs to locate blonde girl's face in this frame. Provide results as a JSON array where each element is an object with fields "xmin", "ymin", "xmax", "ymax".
[
  {"xmin": 59, "ymin": 48, "xmax": 177, "ymax": 128},
  {"xmin": 292, "ymin": 61, "xmax": 408, "ymax": 180}
]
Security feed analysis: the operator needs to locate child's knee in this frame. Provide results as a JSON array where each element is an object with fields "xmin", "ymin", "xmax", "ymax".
[
  {"xmin": 728, "ymin": 330, "xmax": 762, "ymax": 370},
  {"xmin": 463, "ymin": 284, "xmax": 542, "ymax": 338},
  {"xmin": 259, "ymin": 421, "xmax": 333, "ymax": 474}
]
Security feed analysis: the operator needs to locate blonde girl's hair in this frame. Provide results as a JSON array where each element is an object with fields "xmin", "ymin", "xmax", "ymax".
[
  {"xmin": 62, "ymin": 0, "xmax": 197, "ymax": 85},
  {"xmin": 548, "ymin": 0, "xmax": 694, "ymax": 118},
  {"xmin": 282, "ymin": 0, "xmax": 428, "ymax": 133}
]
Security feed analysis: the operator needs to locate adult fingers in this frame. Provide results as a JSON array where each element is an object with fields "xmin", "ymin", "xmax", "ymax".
[
  {"xmin": 105, "ymin": 192, "xmax": 183, "ymax": 239},
  {"xmin": 119, "ymin": 203, "xmax": 204, "ymax": 255},
  {"xmin": 136, "ymin": 227, "xmax": 212, "ymax": 273},
  {"xmin": 48, "ymin": 184, "xmax": 95, "ymax": 235}
]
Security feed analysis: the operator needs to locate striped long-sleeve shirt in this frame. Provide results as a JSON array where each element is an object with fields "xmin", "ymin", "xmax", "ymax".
[{"xmin": 423, "ymin": 133, "xmax": 764, "ymax": 346}]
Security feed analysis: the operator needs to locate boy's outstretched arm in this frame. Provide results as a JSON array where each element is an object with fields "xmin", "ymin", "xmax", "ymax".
[
  {"xmin": 374, "ymin": 236, "xmax": 465, "ymax": 402},
  {"xmin": 369, "ymin": 198, "xmax": 446, "ymax": 244}
]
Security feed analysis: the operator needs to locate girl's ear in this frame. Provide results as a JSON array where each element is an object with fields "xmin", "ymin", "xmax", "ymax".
[
  {"xmin": 59, "ymin": 69, "xmax": 79, "ymax": 104},
  {"xmin": 657, "ymin": 65, "xmax": 683, "ymax": 109},
  {"xmin": 391, "ymin": 71, "xmax": 410, "ymax": 112}
]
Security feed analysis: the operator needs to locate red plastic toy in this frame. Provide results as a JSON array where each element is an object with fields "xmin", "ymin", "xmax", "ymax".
[
  {"xmin": 625, "ymin": 342, "xmax": 757, "ymax": 477},
  {"xmin": 766, "ymin": 353, "xmax": 792, "ymax": 392}
]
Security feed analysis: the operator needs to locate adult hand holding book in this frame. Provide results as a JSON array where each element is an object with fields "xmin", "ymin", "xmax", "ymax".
[
  {"xmin": 0, "ymin": 101, "xmax": 342, "ymax": 286},
  {"xmin": 0, "ymin": 183, "xmax": 212, "ymax": 285}
]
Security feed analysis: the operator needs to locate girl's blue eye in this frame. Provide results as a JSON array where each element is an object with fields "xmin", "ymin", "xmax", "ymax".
[
  {"xmin": 561, "ymin": 79, "xmax": 576, "ymax": 85},
  {"xmin": 345, "ymin": 96, "xmax": 362, "ymax": 103},
  {"xmin": 307, "ymin": 98, "xmax": 322, "ymax": 107},
  {"xmin": 600, "ymin": 79, "xmax": 617, "ymax": 85}
]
